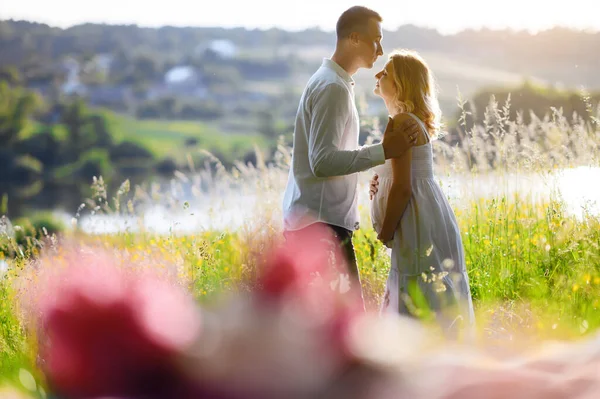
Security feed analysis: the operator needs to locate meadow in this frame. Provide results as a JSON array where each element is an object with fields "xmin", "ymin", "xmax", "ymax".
[
  {"xmin": 1, "ymin": 98, "xmax": 600, "ymax": 397},
  {"xmin": 24, "ymin": 111, "xmax": 271, "ymax": 163}
]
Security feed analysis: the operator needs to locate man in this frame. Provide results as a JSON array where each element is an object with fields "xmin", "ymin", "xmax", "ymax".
[{"xmin": 282, "ymin": 6, "xmax": 420, "ymax": 301}]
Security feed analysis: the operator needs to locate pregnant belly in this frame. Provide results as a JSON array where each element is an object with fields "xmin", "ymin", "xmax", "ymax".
[{"xmin": 370, "ymin": 187, "xmax": 389, "ymax": 234}]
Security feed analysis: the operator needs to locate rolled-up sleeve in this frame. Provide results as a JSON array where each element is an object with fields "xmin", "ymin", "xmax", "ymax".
[{"xmin": 308, "ymin": 84, "xmax": 385, "ymax": 178}]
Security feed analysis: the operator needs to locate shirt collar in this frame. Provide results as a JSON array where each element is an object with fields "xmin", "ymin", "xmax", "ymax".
[{"xmin": 322, "ymin": 58, "xmax": 355, "ymax": 86}]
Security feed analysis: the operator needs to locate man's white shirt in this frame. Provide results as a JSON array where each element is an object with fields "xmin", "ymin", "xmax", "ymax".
[{"xmin": 282, "ymin": 58, "xmax": 386, "ymax": 232}]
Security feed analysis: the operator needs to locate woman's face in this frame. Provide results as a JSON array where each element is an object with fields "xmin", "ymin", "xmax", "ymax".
[{"xmin": 374, "ymin": 61, "xmax": 397, "ymax": 102}]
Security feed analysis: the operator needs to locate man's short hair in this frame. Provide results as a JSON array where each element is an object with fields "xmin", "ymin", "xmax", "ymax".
[{"xmin": 336, "ymin": 6, "xmax": 382, "ymax": 40}]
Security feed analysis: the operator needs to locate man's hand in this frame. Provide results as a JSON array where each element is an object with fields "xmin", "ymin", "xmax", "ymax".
[
  {"xmin": 381, "ymin": 115, "xmax": 420, "ymax": 159},
  {"xmin": 369, "ymin": 174, "xmax": 379, "ymax": 200}
]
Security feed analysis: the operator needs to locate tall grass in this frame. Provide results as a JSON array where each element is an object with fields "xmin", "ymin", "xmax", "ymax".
[{"xmin": 1, "ymin": 96, "xmax": 600, "ymax": 393}]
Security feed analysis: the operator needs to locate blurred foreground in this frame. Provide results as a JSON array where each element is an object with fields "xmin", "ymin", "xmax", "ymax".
[
  {"xmin": 2, "ymin": 225, "xmax": 599, "ymax": 399},
  {"xmin": 1, "ymin": 97, "xmax": 599, "ymax": 397}
]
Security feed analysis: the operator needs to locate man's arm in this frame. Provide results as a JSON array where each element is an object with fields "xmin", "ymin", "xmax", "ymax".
[{"xmin": 308, "ymin": 83, "xmax": 386, "ymax": 178}]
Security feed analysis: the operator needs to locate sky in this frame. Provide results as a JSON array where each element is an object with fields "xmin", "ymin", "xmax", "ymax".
[{"xmin": 2, "ymin": 0, "xmax": 599, "ymax": 34}]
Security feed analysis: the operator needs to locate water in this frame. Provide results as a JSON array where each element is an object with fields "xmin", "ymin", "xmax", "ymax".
[
  {"xmin": 438, "ymin": 166, "xmax": 600, "ymax": 218},
  {"xmin": 72, "ymin": 166, "xmax": 600, "ymax": 235},
  {"xmin": 76, "ymin": 196, "xmax": 260, "ymax": 234},
  {"xmin": 551, "ymin": 166, "xmax": 600, "ymax": 218},
  {"xmin": 0, "ymin": 259, "xmax": 8, "ymax": 277}
]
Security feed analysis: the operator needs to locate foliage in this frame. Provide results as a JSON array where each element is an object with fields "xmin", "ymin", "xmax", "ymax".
[
  {"xmin": 0, "ymin": 80, "xmax": 276, "ymax": 218},
  {"xmin": 457, "ymin": 81, "xmax": 600, "ymax": 128},
  {"xmin": 0, "ymin": 97, "xmax": 599, "ymax": 396}
]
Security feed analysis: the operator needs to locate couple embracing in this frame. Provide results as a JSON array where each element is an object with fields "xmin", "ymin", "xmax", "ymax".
[{"xmin": 282, "ymin": 6, "xmax": 474, "ymax": 332}]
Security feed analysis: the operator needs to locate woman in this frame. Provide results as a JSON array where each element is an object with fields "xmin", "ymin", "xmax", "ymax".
[{"xmin": 370, "ymin": 49, "xmax": 475, "ymax": 333}]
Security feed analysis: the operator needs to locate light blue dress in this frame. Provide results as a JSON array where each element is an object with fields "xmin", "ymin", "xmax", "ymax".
[{"xmin": 371, "ymin": 113, "xmax": 475, "ymax": 332}]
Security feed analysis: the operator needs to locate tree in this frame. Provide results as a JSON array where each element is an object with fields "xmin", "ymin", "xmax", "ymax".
[
  {"xmin": 132, "ymin": 54, "xmax": 161, "ymax": 84},
  {"xmin": 60, "ymin": 98, "xmax": 91, "ymax": 158},
  {"xmin": 257, "ymin": 109, "xmax": 277, "ymax": 139},
  {"xmin": 0, "ymin": 83, "xmax": 44, "ymax": 215},
  {"xmin": 0, "ymin": 82, "xmax": 41, "ymax": 147},
  {"xmin": 0, "ymin": 67, "xmax": 22, "ymax": 85},
  {"xmin": 89, "ymin": 114, "xmax": 113, "ymax": 148}
]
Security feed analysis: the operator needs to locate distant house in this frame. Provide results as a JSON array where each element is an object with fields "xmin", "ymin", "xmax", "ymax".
[
  {"xmin": 210, "ymin": 39, "xmax": 238, "ymax": 58},
  {"xmin": 82, "ymin": 53, "xmax": 114, "ymax": 77},
  {"xmin": 60, "ymin": 57, "xmax": 87, "ymax": 96},
  {"xmin": 56, "ymin": 55, "xmax": 116, "ymax": 98},
  {"xmin": 164, "ymin": 66, "xmax": 200, "ymax": 86},
  {"xmin": 94, "ymin": 54, "xmax": 113, "ymax": 72},
  {"xmin": 146, "ymin": 65, "xmax": 208, "ymax": 100}
]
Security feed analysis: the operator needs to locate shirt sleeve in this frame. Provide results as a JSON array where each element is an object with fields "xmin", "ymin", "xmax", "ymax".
[{"xmin": 308, "ymin": 83, "xmax": 385, "ymax": 178}]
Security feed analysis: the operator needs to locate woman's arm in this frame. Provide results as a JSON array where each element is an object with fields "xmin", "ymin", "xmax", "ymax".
[
  {"xmin": 377, "ymin": 151, "xmax": 413, "ymax": 244},
  {"xmin": 377, "ymin": 115, "xmax": 416, "ymax": 244}
]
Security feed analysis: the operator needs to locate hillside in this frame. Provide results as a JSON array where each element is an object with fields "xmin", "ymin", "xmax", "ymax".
[{"xmin": 1, "ymin": 20, "xmax": 599, "ymax": 121}]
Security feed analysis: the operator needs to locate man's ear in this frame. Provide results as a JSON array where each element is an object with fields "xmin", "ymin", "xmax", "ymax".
[{"xmin": 348, "ymin": 32, "xmax": 360, "ymax": 46}]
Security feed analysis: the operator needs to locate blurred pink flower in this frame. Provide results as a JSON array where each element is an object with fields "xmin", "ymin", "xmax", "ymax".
[
  {"xmin": 255, "ymin": 223, "xmax": 365, "ymax": 357},
  {"xmin": 34, "ymin": 248, "xmax": 202, "ymax": 398},
  {"xmin": 257, "ymin": 223, "xmax": 340, "ymax": 299},
  {"xmin": 16, "ymin": 241, "xmax": 600, "ymax": 399}
]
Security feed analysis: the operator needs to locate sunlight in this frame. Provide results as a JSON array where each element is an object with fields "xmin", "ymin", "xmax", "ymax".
[{"xmin": 3, "ymin": 0, "xmax": 599, "ymax": 33}]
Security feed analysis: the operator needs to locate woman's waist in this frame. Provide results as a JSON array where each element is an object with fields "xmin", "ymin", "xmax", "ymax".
[
  {"xmin": 375, "ymin": 159, "xmax": 434, "ymax": 178},
  {"xmin": 375, "ymin": 169, "xmax": 435, "ymax": 180}
]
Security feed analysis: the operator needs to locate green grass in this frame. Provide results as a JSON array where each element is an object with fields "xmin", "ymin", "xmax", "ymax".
[
  {"xmin": 1, "ymin": 192, "xmax": 599, "ymax": 396},
  {"xmin": 100, "ymin": 112, "xmax": 271, "ymax": 161},
  {"xmin": 0, "ymin": 259, "xmax": 40, "ymax": 395},
  {"xmin": 2, "ymin": 93, "xmax": 599, "ymax": 396},
  {"xmin": 22, "ymin": 111, "xmax": 272, "ymax": 165},
  {"xmin": 6, "ymin": 193, "xmax": 599, "ymax": 333},
  {"xmin": 459, "ymin": 196, "xmax": 600, "ymax": 337}
]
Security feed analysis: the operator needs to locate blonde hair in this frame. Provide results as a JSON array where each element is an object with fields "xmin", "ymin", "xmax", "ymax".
[{"xmin": 387, "ymin": 49, "xmax": 442, "ymax": 136}]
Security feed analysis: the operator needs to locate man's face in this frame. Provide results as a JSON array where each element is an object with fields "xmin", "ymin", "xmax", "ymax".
[{"xmin": 355, "ymin": 18, "xmax": 384, "ymax": 69}]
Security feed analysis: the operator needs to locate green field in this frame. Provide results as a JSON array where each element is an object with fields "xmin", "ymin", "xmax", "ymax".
[
  {"xmin": 105, "ymin": 113, "xmax": 269, "ymax": 160},
  {"xmin": 1, "ymin": 194, "xmax": 599, "ymax": 396},
  {"xmin": 24, "ymin": 111, "xmax": 271, "ymax": 165},
  {"xmin": 1, "ymin": 100, "xmax": 599, "ymax": 397}
]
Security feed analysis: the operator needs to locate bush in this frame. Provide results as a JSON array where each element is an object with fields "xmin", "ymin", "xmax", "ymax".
[
  {"xmin": 179, "ymin": 101, "xmax": 224, "ymax": 120},
  {"xmin": 136, "ymin": 98, "xmax": 224, "ymax": 120},
  {"xmin": 154, "ymin": 158, "xmax": 178, "ymax": 176},
  {"xmin": 109, "ymin": 141, "xmax": 154, "ymax": 163},
  {"xmin": 14, "ymin": 211, "xmax": 65, "ymax": 239}
]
